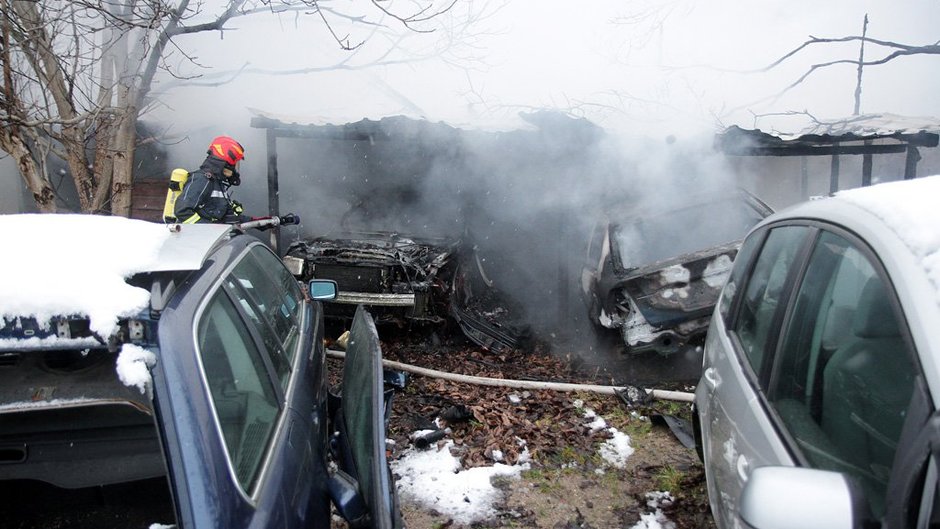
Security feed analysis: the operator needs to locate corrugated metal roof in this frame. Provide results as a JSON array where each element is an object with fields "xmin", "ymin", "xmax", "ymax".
[
  {"xmin": 779, "ymin": 113, "xmax": 940, "ymax": 140},
  {"xmin": 716, "ymin": 113, "xmax": 940, "ymax": 156}
]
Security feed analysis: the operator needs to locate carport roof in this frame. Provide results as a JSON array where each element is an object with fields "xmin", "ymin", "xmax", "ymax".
[{"xmin": 717, "ymin": 113, "xmax": 940, "ymax": 156}]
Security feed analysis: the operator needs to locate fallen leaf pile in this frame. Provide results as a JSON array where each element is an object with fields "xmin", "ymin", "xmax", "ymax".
[{"xmin": 379, "ymin": 337, "xmax": 617, "ymax": 468}]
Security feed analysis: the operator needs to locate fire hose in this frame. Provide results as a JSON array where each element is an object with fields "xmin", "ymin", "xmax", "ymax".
[{"xmin": 325, "ymin": 349, "xmax": 694, "ymax": 403}]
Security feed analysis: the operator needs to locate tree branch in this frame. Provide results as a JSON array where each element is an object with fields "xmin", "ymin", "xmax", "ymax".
[{"xmin": 756, "ymin": 35, "xmax": 939, "ymax": 73}]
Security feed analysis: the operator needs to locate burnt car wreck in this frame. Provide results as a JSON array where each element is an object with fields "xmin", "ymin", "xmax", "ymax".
[
  {"xmin": 581, "ymin": 190, "xmax": 772, "ymax": 355},
  {"xmin": 284, "ymin": 232, "xmax": 531, "ymax": 354},
  {"xmin": 284, "ymin": 232, "xmax": 458, "ymax": 324}
]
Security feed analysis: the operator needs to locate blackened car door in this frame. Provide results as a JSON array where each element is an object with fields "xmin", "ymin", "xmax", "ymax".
[{"xmin": 333, "ymin": 305, "xmax": 402, "ymax": 529}]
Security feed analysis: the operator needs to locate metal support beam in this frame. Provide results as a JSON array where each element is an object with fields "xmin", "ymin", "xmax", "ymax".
[
  {"xmin": 734, "ymin": 143, "xmax": 909, "ymax": 157},
  {"xmin": 904, "ymin": 145, "xmax": 921, "ymax": 180},
  {"xmin": 800, "ymin": 157, "xmax": 809, "ymax": 199},
  {"xmin": 830, "ymin": 146, "xmax": 840, "ymax": 194},
  {"xmin": 266, "ymin": 129, "xmax": 281, "ymax": 252}
]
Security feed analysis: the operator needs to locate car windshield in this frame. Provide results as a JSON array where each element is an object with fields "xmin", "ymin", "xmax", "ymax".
[{"xmin": 614, "ymin": 197, "xmax": 764, "ymax": 269}]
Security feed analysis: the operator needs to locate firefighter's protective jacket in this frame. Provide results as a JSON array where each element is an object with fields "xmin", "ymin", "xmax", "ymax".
[{"xmin": 174, "ymin": 157, "xmax": 251, "ymax": 224}]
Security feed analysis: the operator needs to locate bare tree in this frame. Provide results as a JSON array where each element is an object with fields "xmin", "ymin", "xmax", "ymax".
[
  {"xmin": 0, "ymin": 0, "xmax": 460, "ymax": 215},
  {"xmin": 750, "ymin": 30, "xmax": 939, "ymax": 110}
]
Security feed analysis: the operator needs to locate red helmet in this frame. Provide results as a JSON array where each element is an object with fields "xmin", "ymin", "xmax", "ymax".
[{"xmin": 208, "ymin": 136, "xmax": 245, "ymax": 165}]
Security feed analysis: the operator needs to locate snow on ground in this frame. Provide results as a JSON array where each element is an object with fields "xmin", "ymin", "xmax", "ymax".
[
  {"xmin": 0, "ymin": 214, "xmax": 170, "ymax": 338},
  {"xmin": 629, "ymin": 491, "xmax": 677, "ymax": 529},
  {"xmin": 573, "ymin": 399, "xmax": 636, "ymax": 469},
  {"xmin": 392, "ymin": 440, "xmax": 529, "ymax": 525}
]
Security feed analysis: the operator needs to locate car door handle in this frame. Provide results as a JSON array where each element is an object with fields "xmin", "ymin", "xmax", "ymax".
[{"xmin": 703, "ymin": 367, "xmax": 720, "ymax": 390}]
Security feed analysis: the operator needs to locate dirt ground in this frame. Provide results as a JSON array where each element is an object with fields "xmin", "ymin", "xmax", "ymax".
[{"xmin": 350, "ymin": 328, "xmax": 717, "ymax": 529}]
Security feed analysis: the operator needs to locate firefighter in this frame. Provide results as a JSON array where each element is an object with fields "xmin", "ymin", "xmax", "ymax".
[{"xmin": 174, "ymin": 135, "xmax": 251, "ymax": 224}]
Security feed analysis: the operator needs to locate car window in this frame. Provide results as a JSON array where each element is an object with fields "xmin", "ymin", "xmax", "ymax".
[
  {"xmin": 586, "ymin": 221, "xmax": 605, "ymax": 268},
  {"xmin": 733, "ymin": 226, "xmax": 807, "ymax": 376},
  {"xmin": 718, "ymin": 228, "xmax": 763, "ymax": 321},
  {"xmin": 226, "ymin": 246, "xmax": 304, "ymax": 388},
  {"xmin": 769, "ymin": 231, "xmax": 917, "ymax": 519},
  {"xmin": 197, "ymin": 288, "xmax": 280, "ymax": 493},
  {"xmin": 615, "ymin": 197, "xmax": 765, "ymax": 267}
]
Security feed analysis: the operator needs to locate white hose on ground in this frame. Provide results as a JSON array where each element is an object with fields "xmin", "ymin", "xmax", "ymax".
[{"xmin": 325, "ymin": 349, "xmax": 695, "ymax": 403}]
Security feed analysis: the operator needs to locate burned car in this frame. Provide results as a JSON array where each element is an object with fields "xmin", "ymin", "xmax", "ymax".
[
  {"xmin": 284, "ymin": 232, "xmax": 531, "ymax": 353},
  {"xmin": 448, "ymin": 245, "xmax": 533, "ymax": 354},
  {"xmin": 283, "ymin": 232, "xmax": 459, "ymax": 325},
  {"xmin": 581, "ymin": 190, "xmax": 772, "ymax": 354}
]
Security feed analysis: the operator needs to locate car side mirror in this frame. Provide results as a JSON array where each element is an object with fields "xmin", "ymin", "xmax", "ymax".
[
  {"xmin": 309, "ymin": 279, "xmax": 338, "ymax": 301},
  {"xmin": 740, "ymin": 467, "xmax": 865, "ymax": 529}
]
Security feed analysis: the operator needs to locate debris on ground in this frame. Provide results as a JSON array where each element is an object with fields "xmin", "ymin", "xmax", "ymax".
[{"xmin": 328, "ymin": 331, "xmax": 714, "ymax": 528}]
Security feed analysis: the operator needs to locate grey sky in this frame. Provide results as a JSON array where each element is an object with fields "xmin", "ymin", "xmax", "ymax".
[{"xmin": 152, "ymin": 0, "xmax": 940, "ymax": 156}]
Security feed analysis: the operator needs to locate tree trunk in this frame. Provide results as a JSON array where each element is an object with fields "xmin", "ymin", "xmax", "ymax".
[
  {"xmin": 109, "ymin": 106, "xmax": 138, "ymax": 217},
  {"xmin": 91, "ymin": 113, "xmax": 117, "ymax": 213},
  {"xmin": 0, "ymin": 132, "xmax": 56, "ymax": 212},
  {"xmin": 63, "ymin": 125, "xmax": 97, "ymax": 211},
  {"xmin": 107, "ymin": 18, "xmax": 142, "ymax": 218},
  {"xmin": 12, "ymin": 1, "xmax": 95, "ymax": 212}
]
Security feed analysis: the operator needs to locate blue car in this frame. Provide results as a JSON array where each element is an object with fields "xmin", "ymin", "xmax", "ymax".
[{"xmin": 0, "ymin": 215, "xmax": 399, "ymax": 529}]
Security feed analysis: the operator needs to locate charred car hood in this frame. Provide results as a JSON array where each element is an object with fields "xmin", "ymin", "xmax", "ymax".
[
  {"xmin": 607, "ymin": 241, "xmax": 739, "ymax": 326},
  {"xmin": 286, "ymin": 232, "xmax": 458, "ymax": 270}
]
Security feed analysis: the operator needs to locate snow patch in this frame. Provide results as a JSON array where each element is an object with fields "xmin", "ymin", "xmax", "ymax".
[
  {"xmin": 836, "ymin": 175, "xmax": 940, "ymax": 306},
  {"xmin": 116, "ymin": 344, "xmax": 157, "ymax": 397},
  {"xmin": 575, "ymin": 402, "xmax": 635, "ymax": 468},
  {"xmin": 392, "ymin": 441, "xmax": 528, "ymax": 525},
  {"xmin": 629, "ymin": 491, "xmax": 676, "ymax": 529},
  {"xmin": 599, "ymin": 430, "xmax": 635, "ymax": 468},
  {"xmin": 0, "ymin": 335, "xmax": 100, "ymax": 351},
  {"xmin": 0, "ymin": 214, "xmax": 170, "ymax": 338},
  {"xmin": 660, "ymin": 265, "xmax": 691, "ymax": 285}
]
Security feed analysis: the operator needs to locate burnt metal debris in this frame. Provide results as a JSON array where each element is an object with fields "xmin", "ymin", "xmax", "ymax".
[
  {"xmin": 285, "ymin": 232, "xmax": 457, "ymax": 324},
  {"xmin": 284, "ymin": 231, "xmax": 532, "ymax": 353}
]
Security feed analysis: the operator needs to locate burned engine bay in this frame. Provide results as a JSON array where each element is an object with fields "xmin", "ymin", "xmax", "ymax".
[{"xmin": 283, "ymin": 232, "xmax": 532, "ymax": 354}]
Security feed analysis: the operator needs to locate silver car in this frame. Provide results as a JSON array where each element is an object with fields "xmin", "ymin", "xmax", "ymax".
[{"xmin": 694, "ymin": 176, "xmax": 940, "ymax": 529}]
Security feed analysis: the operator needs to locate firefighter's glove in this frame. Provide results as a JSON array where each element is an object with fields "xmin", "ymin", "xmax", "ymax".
[
  {"xmin": 231, "ymin": 200, "xmax": 244, "ymax": 215},
  {"xmin": 279, "ymin": 213, "xmax": 300, "ymax": 226}
]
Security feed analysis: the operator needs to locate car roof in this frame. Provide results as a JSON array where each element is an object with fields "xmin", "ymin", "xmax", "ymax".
[
  {"xmin": 762, "ymin": 176, "xmax": 940, "ymax": 288},
  {"xmin": 0, "ymin": 214, "xmax": 233, "ymax": 340},
  {"xmin": 149, "ymin": 223, "xmax": 234, "ymax": 272},
  {"xmin": 752, "ymin": 175, "xmax": 940, "ymax": 402}
]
